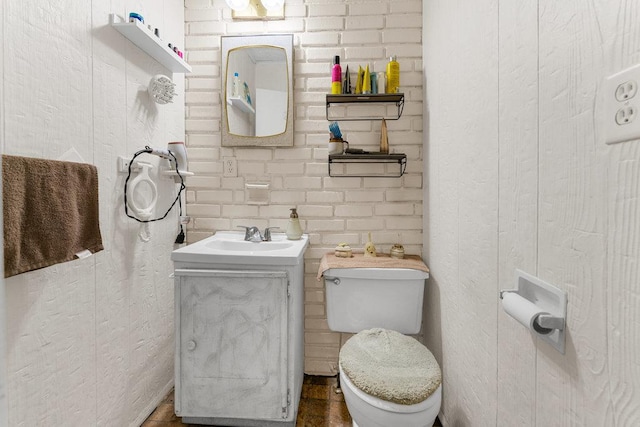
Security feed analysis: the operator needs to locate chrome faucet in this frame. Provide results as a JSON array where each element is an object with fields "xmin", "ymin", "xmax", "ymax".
[
  {"xmin": 238, "ymin": 226, "xmax": 263, "ymax": 242},
  {"xmin": 238, "ymin": 226, "xmax": 280, "ymax": 242}
]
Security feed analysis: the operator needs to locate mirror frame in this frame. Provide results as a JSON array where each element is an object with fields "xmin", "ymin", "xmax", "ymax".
[{"xmin": 221, "ymin": 34, "xmax": 294, "ymax": 147}]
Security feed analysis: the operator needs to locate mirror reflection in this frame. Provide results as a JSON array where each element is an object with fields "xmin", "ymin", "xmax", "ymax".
[
  {"xmin": 221, "ymin": 34, "xmax": 293, "ymax": 147},
  {"xmin": 226, "ymin": 46, "xmax": 288, "ymax": 137}
]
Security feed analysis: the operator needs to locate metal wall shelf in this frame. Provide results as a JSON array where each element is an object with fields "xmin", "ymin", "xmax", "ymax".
[
  {"xmin": 326, "ymin": 93, "xmax": 404, "ymax": 121},
  {"xmin": 328, "ymin": 153, "xmax": 407, "ymax": 177}
]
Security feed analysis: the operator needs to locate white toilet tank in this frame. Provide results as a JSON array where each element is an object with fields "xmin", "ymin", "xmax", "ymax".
[{"xmin": 324, "ymin": 268, "xmax": 429, "ymax": 334}]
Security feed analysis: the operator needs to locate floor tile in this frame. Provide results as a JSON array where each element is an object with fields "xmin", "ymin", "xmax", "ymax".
[{"xmin": 142, "ymin": 374, "xmax": 440, "ymax": 426}]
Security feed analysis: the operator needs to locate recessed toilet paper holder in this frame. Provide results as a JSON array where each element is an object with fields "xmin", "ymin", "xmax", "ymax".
[{"xmin": 500, "ymin": 269, "xmax": 568, "ymax": 354}]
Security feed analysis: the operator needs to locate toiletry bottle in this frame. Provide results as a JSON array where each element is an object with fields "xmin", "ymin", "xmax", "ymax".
[
  {"xmin": 371, "ymin": 72, "xmax": 378, "ymax": 94},
  {"xmin": 378, "ymin": 71, "xmax": 386, "ymax": 94},
  {"xmin": 331, "ymin": 56, "xmax": 342, "ymax": 94},
  {"xmin": 362, "ymin": 64, "xmax": 371, "ymax": 94},
  {"xmin": 386, "ymin": 56, "xmax": 400, "ymax": 94},
  {"xmin": 342, "ymin": 65, "xmax": 352, "ymax": 94},
  {"xmin": 286, "ymin": 208, "xmax": 303, "ymax": 240},
  {"xmin": 232, "ymin": 72, "xmax": 239, "ymax": 97}
]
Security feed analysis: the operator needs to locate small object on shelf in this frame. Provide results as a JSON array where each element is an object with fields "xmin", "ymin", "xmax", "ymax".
[
  {"xmin": 380, "ymin": 118, "xmax": 389, "ymax": 154},
  {"xmin": 129, "ymin": 12, "xmax": 144, "ymax": 23},
  {"xmin": 390, "ymin": 244, "xmax": 405, "ymax": 259},
  {"xmin": 232, "ymin": 72, "xmax": 240, "ymax": 97},
  {"xmin": 328, "ymin": 121, "xmax": 342, "ymax": 139},
  {"xmin": 154, "ymin": 28, "xmax": 160, "ymax": 37},
  {"xmin": 378, "ymin": 71, "xmax": 386, "ymax": 94},
  {"xmin": 243, "ymin": 82, "xmax": 252, "ymax": 105},
  {"xmin": 355, "ymin": 65, "xmax": 364, "ymax": 94},
  {"xmin": 331, "ymin": 55, "xmax": 342, "ymax": 94},
  {"xmin": 364, "ymin": 232, "xmax": 377, "ymax": 258},
  {"xmin": 362, "ymin": 64, "xmax": 371, "ymax": 94},
  {"xmin": 342, "ymin": 65, "xmax": 351, "ymax": 94},
  {"xmin": 371, "ymin": 72, "xmax": 378, "ymax": 94},
  {"xmin": 334, "ymin": 243, "xmax": 353, "ymax": 258},
  {"xmin": 386, "ymin": 55, "xmax": 400, "ymax": 93},
  {"xmin": 328, "ymin": 138, "xmax": 347, "ymax": 155}
]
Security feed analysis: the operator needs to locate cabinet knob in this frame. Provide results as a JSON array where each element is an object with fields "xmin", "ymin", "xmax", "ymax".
[{"xmin": 186, "ymin": 340, "xmax": 197, "ymax": 351}]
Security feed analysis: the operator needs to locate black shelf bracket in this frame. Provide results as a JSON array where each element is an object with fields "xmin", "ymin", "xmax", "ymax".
[
  {"xmin": 328, "ymin": 153, "xmax": 407, "ymax": 177},
  {"xmin": 326, "ymin": 93, "xmax": 405, "ymax": 121}
]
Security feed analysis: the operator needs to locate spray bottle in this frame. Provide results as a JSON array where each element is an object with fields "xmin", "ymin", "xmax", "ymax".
[{"xmin": 331, "ymin": 56, "xmax": 342, "ymax": 94}]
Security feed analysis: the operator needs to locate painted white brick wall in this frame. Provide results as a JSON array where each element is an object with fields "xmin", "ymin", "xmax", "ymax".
[
  {"xmin": 424, "ymin": 0, "xmax": 640, "ymax": 425},
  {"xmin": 1, "ymin": 1, "xmax": 185, "ymax": 425},
  {"xmin": 185, "ymin": 0, "xmax": 424, "ymax": 375}
]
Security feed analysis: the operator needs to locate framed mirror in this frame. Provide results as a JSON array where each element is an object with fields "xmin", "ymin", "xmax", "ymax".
[{"xmin": 221, "ymin": 34, "xmax": 294, "ymax": 147}]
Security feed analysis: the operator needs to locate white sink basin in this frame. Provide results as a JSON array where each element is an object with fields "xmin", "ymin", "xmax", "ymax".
[
  {"xmin": 205, "ymin": 239, "xmax": 294, "ymax": 252},
  {"xmin": 171, "ymin": 231, "xmax": 308, "ymax": 266}
]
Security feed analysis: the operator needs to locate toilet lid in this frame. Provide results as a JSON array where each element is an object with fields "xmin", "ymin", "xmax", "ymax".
[{"xmin": 340, "ymin": 328, "xmax": 442, "ymax": 405}]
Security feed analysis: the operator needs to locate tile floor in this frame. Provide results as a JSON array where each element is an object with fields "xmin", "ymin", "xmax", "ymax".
[{"xmin": 142, "ymin": 375, "xmax": 442, "ymax": 427}]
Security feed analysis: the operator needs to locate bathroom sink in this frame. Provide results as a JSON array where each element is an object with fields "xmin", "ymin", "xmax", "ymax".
[
  {"xmin": 205, "ymin": 239, "xmax": 294, "ymax": 252},
  {"xmin": 171, "ymin": 230, "xmax": 308, "ymax": 266}
]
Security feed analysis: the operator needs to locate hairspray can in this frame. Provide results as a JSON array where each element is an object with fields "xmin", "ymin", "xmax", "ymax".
[{"xmin": 331, "ymin": 55, "xmax": 342, "ymax": 94}]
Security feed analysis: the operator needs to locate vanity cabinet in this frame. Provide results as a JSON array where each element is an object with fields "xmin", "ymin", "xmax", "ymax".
[
  {"xmin": 175, "ymin": 270, "xmax": 289, "ymax": 421},
  {"xmin": 171, "ymin": 232, "xmax": 307, "ymax": 427}
]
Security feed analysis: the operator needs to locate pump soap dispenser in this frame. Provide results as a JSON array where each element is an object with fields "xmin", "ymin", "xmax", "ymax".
[{"xmin": 286, "ymin": 208, "xmax": 303, "ymax": 240}]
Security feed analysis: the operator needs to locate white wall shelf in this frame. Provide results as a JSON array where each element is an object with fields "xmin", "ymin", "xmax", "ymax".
[
  {"xmin": 110, "ymin": 13, "xmax": 192, "ymax": 74},
  {"xmin": 227, "ymin": 96, "xmax": 256, "ymax": 115}
]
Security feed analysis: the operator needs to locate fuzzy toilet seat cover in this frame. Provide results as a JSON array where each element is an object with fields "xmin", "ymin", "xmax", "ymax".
[{"xmin": 340, "ymin": 328, "xmax": 442, "ymax": 405}]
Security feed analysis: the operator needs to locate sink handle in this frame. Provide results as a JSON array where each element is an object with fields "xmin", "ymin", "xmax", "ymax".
[{"xmin": 263, "ymin": 227, "xmax": 280, "ymax": 241}]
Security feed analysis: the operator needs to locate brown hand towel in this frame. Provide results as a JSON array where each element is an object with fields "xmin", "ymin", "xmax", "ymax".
[{"xmin": 2, "ymin": 155, "xmax": 104, "ymax": 278}]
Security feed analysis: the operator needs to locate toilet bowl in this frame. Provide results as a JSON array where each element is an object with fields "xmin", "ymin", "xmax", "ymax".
[
  {"xmin": 322, "ymin": 266, "xmax": 442, "ymax": 427},
  {"xmin": 338, "ymin": 327, "xmax": 441, "ymax": 427},
  {"xmin": 340, "ymin": 364, "xmax": 442, "ymax": 427}
]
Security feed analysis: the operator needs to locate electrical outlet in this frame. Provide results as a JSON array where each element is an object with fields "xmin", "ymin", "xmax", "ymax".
[
  {"xmin": 604, "ymin": 64, "xmax": 640, "ymax": 144},
  {"xmin": 615, "ymin": 106, "xmax": 637, "ymax": 125},
  {"xmin": 223, "ymin": 157, "xmax": 237, "ymax": 177},
  {"xmin": 616, "ymin": 80, "xmax": 637, "ymax": 102}
]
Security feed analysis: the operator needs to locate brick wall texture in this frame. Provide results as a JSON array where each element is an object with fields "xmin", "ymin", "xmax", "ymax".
[{"xmin": 184, "ymin": 0, "xmax": 424, "ymax": 375}]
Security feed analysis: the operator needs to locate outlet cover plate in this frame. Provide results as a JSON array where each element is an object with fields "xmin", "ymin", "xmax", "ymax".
[
  {"xmin": 604, "ymin": 64, "xmax": 640, "ymax": 144},
  {"xmin": 223, "ymin": 157, "xmax": 237, "ymax": 177}
]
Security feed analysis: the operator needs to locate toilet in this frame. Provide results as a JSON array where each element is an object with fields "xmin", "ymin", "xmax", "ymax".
[{"xmin": 324, "ymin": 267, "xmax": 442, "ymax": 427}]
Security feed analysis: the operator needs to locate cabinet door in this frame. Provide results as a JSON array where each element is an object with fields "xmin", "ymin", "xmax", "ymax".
[{"xmin": 175, "ymin": 269, "xmax": 289, "ymax": 420}]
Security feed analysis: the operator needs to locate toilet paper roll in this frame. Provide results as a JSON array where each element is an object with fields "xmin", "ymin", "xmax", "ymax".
[{"xmin": 502, "ymin": 292, "xmax": 550, "ymax": 334}]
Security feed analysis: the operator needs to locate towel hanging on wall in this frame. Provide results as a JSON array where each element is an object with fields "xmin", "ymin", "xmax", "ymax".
[{"xmin": 2, "ymin": 155, "xmax": 104, "ymax": 278}]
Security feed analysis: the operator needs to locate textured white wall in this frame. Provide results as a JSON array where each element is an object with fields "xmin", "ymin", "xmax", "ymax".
[
  {"xmin": 1, "ymin": 1, "xmax": 185, "ymax": 425},
  {"xmin": 423, "ymin": 0, "xmax": 640, "ymax": 425},
  {"xmin": 184, "ymin": 0, "xmax": 424, "ymax": 375},
  {"xmin": 0, "ymin": 2, "xmax": 7, "ymax": 425}
]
